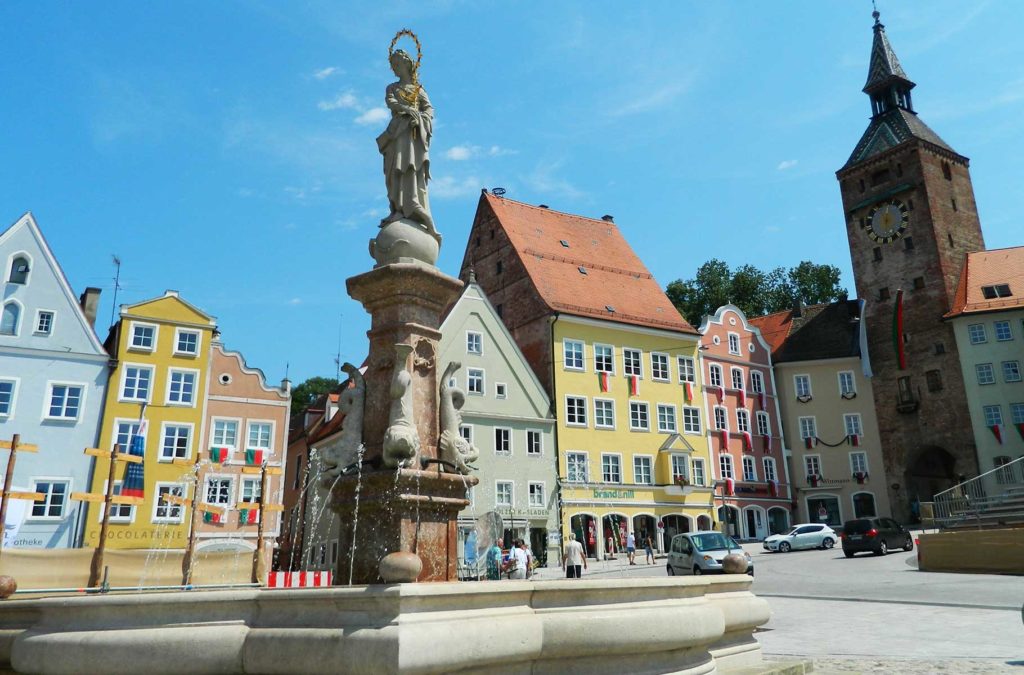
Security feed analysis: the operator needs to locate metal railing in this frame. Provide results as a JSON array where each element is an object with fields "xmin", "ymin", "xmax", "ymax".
[{"xmin": 932, "ymin": 456, "xmax": 1024, "ymax": 529}]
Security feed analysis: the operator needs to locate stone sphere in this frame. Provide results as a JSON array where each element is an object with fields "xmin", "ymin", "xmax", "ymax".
[
  {"xmin": 721, "ymin": 553, "xmax": 749, "ymax": 575},
  {"xmin": 0, "ymin": 575, "xmax": 17, "ymax": 599},
  {"xmin": 370, "ymin": 218, "xmax": 440, "ymax": 267},
  {"xmin": 379, "ymin": 551, "xmax": 423, "ymax": 584}
]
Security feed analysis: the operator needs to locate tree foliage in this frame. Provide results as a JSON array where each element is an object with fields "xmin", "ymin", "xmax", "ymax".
[
  {"xmin": 666, "ymin": 259, "xmax": 848, "ymax": 326},
  {"xmin": 290, "ymin": 376, "xmax": 341, "ymax": 416}
]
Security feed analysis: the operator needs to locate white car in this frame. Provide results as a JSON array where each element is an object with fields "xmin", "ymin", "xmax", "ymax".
[{"xmin": 762, "ymin": 524, "xmax": 838, "ymax": 552}]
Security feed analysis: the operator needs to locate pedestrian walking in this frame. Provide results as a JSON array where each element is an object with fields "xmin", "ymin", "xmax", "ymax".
[
  {"xmin": 626, "ymin": 532, "xmax": 637, "ymax": 565},
  {"xmin": 563, "ymin": 532, "xmax": 588, "ymax": 579},
  {"xmin": 644, "ymin": 536, "xmax": 655, "ymax": 565},
  {"xmin": 505, "ymin": 539, "xmax": 529, "ymax": 580},
  {"xmin": 485, "ymin": 538, "xmax": 503, "ymax": 580}
]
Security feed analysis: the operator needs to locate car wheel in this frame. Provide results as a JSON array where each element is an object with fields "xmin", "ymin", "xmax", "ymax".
[
  {"xmin": 875, "ymin": 541, "xmax": 888, "ymax": 556},
  {"xmin": 903, "ymin": 536, "xmax": 914, "ymax": 552},
  {"xmin": 822, "ymin": 538, "xmax": 835, "ymax": 550},
  {"xmin": 779, "ymin": 542, "xmax": 791, "ymax": 553},
  {"xmin": 692, "ymin": 566, "xmax": 703, "ymax": 576},
  {"xmin": 666, "ymin": 564, "xmax": 675, "ymax": 576},
  {"xmin": 844, "ymin": 550, "xmax": 855, "ymax": 558}
]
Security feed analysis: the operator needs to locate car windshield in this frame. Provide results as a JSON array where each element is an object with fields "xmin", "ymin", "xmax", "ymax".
[
  {"xmin": 784, "ymin": 528, "xmax": 799, "ymax": 536},
  {"xmin": 691, "ymin": 533, "xmax": 733, "ymax": 552},
  {"xmin": 844, "ymin": 519, "xmax": 874, "ymax": 534}
]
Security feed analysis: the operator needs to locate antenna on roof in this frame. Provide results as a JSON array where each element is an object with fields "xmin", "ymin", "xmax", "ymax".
[
  {"xmin": 109, "ymin": 255, "xmax": 122, "ymax": 327},
  {"xmin": 491, "ymin": 187, "xmax": 506, "ymax": 197},
  {"xmin": 334, "ymin": 314, "xmax": 343, "ymax": 381}
]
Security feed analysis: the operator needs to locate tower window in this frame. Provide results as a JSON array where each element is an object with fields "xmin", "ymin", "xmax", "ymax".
[
  {"xmin": 925, "ymin": 370, "xmax": 943, "ymax": 392},
  {"xmin": 896, "ymin": 163, "xmax": 903, "ymax": 177},
  {"xmin": 903, "ymin": 237, "xmax": 914, "ymax": 251},
  {"xmin": 878, "ymin": 288, "xmax": 890, "ymax": 301},
  {"xmin": 947, "ymin": 233, "xmax": 954, "ymax": 247},
  {"xmin": 871, "ymin": 169, "xmax": 891, "ymax": 187},
  {"xmin": 859, "ymin": 179, "xmax": 865, "ymax": 193},
  {"xmin": 951, "ymin": 198, "xmax": 957, "ymax": 212},
  {"xmin": 475, "ymin": 236, "xmax": 481, "ymax": 247},
  {"xmin": 913, "ymin": 277, "xmax": 925, "ymax": 290},
  {"xmin": 495, "ymin": 304, "xmax": 503, "ymax": 318},
  {"xmin": 934, "ymin": 342, "xmax": 946, "ymax": 355},
  {"xmin": 872, "ymin": 247, "xmax": 883, "ymax": 262},
  {"xmin": 495, "ymin": 260, "xmax": 503, "ymax": 274},
  {"xmin": 942, "ymin": 162, "xmax": 952, "ymax": 180}
]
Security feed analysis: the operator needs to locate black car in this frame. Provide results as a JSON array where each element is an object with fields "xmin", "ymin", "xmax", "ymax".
[{"xmin": 840, "ymin": 517, "xmax": 914, "ymax": 557}]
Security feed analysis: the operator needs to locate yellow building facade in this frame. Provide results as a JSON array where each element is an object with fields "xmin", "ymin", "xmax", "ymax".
[
  {"xmin": 84, "ymin": 291, "xmax": 217, "ymax": 550},
  {"xmin": 554, "ymin": 316, "xmax": 714, "ymax": 559}
]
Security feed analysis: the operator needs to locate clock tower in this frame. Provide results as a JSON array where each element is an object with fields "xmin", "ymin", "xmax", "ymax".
[{"xmin": 836, "ymin": 10, "xmax": 985, "ymax": 521}]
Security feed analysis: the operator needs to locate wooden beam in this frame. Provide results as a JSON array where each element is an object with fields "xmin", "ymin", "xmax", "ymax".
[
  {"xmin": 114, "ymin": 453, "xmax": 143, "ymax": 464},
  {"xmin": 172, "ymin": 458, "xmax": 194, "ymax": 467},
  {"xmin": 4, "ymin": 491, "xmax": 45, "ymax": 501},
  {"xmin": 262, "ymin": 504, "xmax": 285, "ymax": 512},
  {"xmin": 0, "ymin": 441, "xmax": 38, "ymax": 452},
  {"xmin": 83, "ymin": 447, "xmax": 108, "ymax": 458},
  {"xmin": 71, "ymin": 492, "xmax": 106, "ymax": 503},
  {"xmin": 241, "ymin": 466, "xmax": 262, "ymax": 475},
  {"xmin": 163, "ymin": 493, "xmax": 190, "ymax": 506},
  {"xmin": 110, "ymin": 496, "xmax": 144, "ymax": 506}
]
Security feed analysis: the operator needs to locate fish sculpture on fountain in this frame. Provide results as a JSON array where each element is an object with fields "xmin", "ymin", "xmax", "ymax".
[
  {"xmin": 437, "ymin": 361, "xmax": 479, "ymax": 474},
  {"xmin": 382, "ymin": 343, "xmax": 420, "ymax": 468},
  {"xmin": 319, "ymin": 362, "xmax": 365, "ymax": 486}
]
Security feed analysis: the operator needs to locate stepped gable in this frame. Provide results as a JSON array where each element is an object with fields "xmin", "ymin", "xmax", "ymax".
[
  {"xmin": 482, "ymin": 194, "xmax": 696, "ymax": 334},
  {"xmin": 749, "ymin": 301, "xmax": 861, "ymax": 363},
  {"xmin": 945, "ymin": 246, "xmax": 1024, "ymax": 318}
]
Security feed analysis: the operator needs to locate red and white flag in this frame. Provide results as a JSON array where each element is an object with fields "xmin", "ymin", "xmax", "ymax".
[
  {"xmin": 738, "ymin": 389, "xmax": 747, "ymax": 408},
  {"xmin": 629, "ymin": 375, "xmax": 639, "ymax": 396},
  {"xmin": 990, "ymin": 425, "xmax": 1003, "ymax": 444},
  {"xmin": 599, "ymin": 371, "xmax": 610, "ymax": 393},
  {"xmin": 683, "ymin": 381, "xmax": 693, "ymax": 403},
  {"xmin": 742, "ymin": 431, "xmax": 753, "ymax": 451},
  {"xmin": 763, "ymin": 434, "xmax": 772, "ymax": 452},
  {"xmin": 720, "ymin": 429, "xmax": 729, "ymax": 449}
]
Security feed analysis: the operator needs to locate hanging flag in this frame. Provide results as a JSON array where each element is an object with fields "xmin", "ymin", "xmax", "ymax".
[
  {"xmin": 203, "ymin": 509, "xmax": 223, "ymax": 524},
  {"xmin": 720, "ymin": 429, "xmax": 729, "ymax": 449},
  {"xmin": 768, "ymin": 479, "xmax": 779, "ymax": 498},
  {"xmin": 893, "ymin": 289, "xmax": 906, "ymax": 370},
  {"xmin": 723, "ymin": 477, "xmax": 735, "ymax": 496},
  {"xmin": 715, "ymin": 385, "xmax": 725, "ymax": 402},
  {"xmin": 804, "ymin": 436, "xmax": 816, "ymax": 449},
  {"xmin": 120, "ymin": 411, "xmax": 148, "ymax": 498},
  {"xmin": 599, "ymin": 371, "xmax": 610, "ymax": 393},
  {"xmin": 1017, "ymin": 423, "xmax": 1024, "ymax": 441},
  {"xmin": 849, "ymin": 434, "xmax": 860, "ymax": 447},
  {"xmin": 210, "ymin": 446, "xmax": 229, "ymax": 464},
  {"xmin": 989, "ymin": 425, "xmax": 1003, "ymax": 445},
  {"xmin": 629, "ymin": 375, "xmax": 639, "ymax": 396},
  {"xmin": 239, "ymin": 508, "xmax": 258, "ymax": 525},
  {"xmin": 763, "ymin": 434, "xmax": 772, "ymax": 453},
  {"xmin": 738, "ymin": 389, "xmax": 747, "ymax": 408},
  {"xmin": 245, "ymin": 448, "xmax": 264, "ymax": 466},
  {"xmin": 683, "ymin": 381, "xmax": 693, "ymax": 403},
  {"xmin": 758, "ymin": 392, "xmax": 766, "ymax": 410},
  {"xmin": 742, "ymin": 431, "xmax": 752, "ymax": 451}
]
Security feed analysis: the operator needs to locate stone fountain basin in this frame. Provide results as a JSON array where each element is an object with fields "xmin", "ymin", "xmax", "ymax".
[{"xmin": 0, "ymin": 576, "xmax": 769, "ymax": 674}]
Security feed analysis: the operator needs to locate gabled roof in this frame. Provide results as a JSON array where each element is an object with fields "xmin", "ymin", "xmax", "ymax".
[
  {"xmin": 863, "ymin": 12, "xmax": 912, "ymax": 93},
  {"xmin": 945, "ymin": 247, "xmax": 1024, "ymax": 318},
  {"xmin": 748, "ymin": 301, "xmax": 862, "ymax": 364},
  {"xmin": 122, "ymin": 290, "xmax": 217, "ymax": 326},
  {"xmin": 473, "ymin": 193, "xmax": 696, "ymax": 334},
  {"xmin": 842, "ymin": 108, "xmax": 957, "ymax": 169}
]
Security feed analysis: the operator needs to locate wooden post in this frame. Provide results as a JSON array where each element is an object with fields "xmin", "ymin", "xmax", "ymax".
[
  {"xmin": 251, "ymin": 462, "xmax": 270, "ymax": 584},
  {"xmin": 0, "ymin": 434, "xmax": 20, "ymax": 554},
  {"xmin": 88, "ymin": 443, "xmax": 121, "ymax": 588},
  {"xmin": 181, "ymin": 459, "xmax": 202, "ymax": 586}
]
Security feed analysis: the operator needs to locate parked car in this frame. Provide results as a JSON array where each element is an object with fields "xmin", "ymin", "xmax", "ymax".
[
  {"xmin": 840, "ymin": 517, "xmax": 914, "ymax": 557},
  {"xmin": 762, "ymin": 524, "xmax": 838, "ymax": 552},
  {"xmin": 666, "ymin": 531, "xmax": 754, "ymax": 576}
]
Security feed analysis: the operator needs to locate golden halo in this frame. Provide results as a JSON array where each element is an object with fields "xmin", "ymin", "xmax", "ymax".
[{"xmin": 388, "ymin": 29, "xmax": 423, "ymax": 75}]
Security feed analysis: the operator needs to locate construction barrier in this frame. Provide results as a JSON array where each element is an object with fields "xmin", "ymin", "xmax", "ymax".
[{"xmin": 267, "ymin": 570, "xmax": 333, "ymax": 588}]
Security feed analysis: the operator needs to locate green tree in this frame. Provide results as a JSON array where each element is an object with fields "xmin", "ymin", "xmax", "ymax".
[
  {"xmin": 290, "ymin": 376, "xmax": 341, "ymax": 416},
  {"xmin": 787, "ymin": 261, "xmax": 848, "ymax": 306}
]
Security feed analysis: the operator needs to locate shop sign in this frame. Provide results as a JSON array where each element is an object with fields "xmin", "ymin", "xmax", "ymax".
[
  {"xmin": 496, "ymin": 507, "xmax": 549, "ymax": 518},
  {"xmin": 592, "ymin": 489, "xmax": 635, "ymax": 499}
]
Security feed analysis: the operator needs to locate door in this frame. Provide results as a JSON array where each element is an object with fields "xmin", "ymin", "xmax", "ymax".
[{"xmin": 792, "ymin": 525, "xmax": 816, "ymax": 549}]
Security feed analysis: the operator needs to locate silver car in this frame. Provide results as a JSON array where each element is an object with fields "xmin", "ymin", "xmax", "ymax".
[
  {"xmin": 666, "ymin": 531, "xmax": 753, "ymax": 576},
  {"xmin": 762, "ymin": 524, "xmax": 838, "ymax": 552}
]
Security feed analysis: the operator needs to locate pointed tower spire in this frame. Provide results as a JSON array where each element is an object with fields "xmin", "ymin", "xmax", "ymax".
[{"xmin": 863, "ymin": 7, "xmax": 915, "ymax": 116}]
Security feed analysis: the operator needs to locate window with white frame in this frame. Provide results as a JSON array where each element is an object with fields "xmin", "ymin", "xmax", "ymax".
[
  {"xmin": 742, "ymin": 456, "xmax": 757, "ymax": 481},
  {"xmin": 528, "ymin": 482, "xmax": 545, "ymax": 508},
  {"xmin": 212, "ymin": 419, "xmax": 238, "ymax": 450},
  {"xmin": 495, "ymin": 383, "xmax": 507, "ymax": 399},
  {"xmin": 678, "ymin": 356, "xmax": 695, "ymax": 383},
  {"xmin": 657, "ymin": 404, "xmax": 677, "ymax": 433},
  {"xmin": 671, "ymin": 454, "xmax": 690, "ymax": 483},
  {"xmin": 728, "ymin": 333, "xmax": 741, "ymax": 355},
  {"xmin": 634, "ymin": 456, "xmax": 652, "ymax": 485},
  {"xmin": 594, "ymin": 344, "xmax": 614, "ymax": 373},
  {"xmin": 467, "ymin": 368, "xmax": 484, "ymax": 394},
  {"xmin": 46, "ymin": 384, "xmax": 82, "ymax": 420},
  {"xmin": 719, "ymin": 454, "xmax": 734, "ymax": 479},
  {"xmin": 240, "ymin": 476, "xmax": 262, "ymax": 504},
  {"xmin": 601, "ymin": 454, "xmax": 622, "ymax": 483},
  {"xmin": 205, "ymin": 477, "xmax": 233, "ymax": 505},
  {"xmin": 130, "ymin": 323, "xmax": 157, "ymax": 351},
  {"xmin": 1012, "ymin": 403, "xmax": 1024, "ymax": 425},
  {"xmin": 114, "ymin": 420, "xmax": 142, "ymax": 451},
  {"xmin": 175, "ymin": 329, "xmax": 200, "ymax": 356},
  {"xmin": 35, "ymin": 310, "xmax": 54, "ymax": 335},
  {"xmin": 594, "ymin": 399, "xmax": 615, "ymax": 429},
  {"xmin": 8, "ymin": 255, "xmax": 29, "ymax": 285},
  {"xmin": 563, "ymin": 339, "xmax": 584, "ymax": 370},
  {"xmin": 682, "ymin": 406, "xmax": 701, "ymax": 433},
  {"xmin": 844, "ymin": 414, "xmax": 863, "ymax": 437},
  {"xmin": 0, "ymin": 380, "xmax": 15, "ymax": 417},
  {"xmin": 850, "ymin": 452, "xmax": 868, "ymax": 475},
  {"xmin": 161, "ymin": 424, "xmax": 191, "ymax": 460},
  {"xmin": 629, "ymin": 402, "xmax": 650, "ymax": 431},
  {"xmin": 466, "ymin": 331, "xmax": 482, "ymax": 355},
  {"xmin": 248, "ymin": 422, "xmax": 272, "ymax": 450},
  {"xmin": 967, "ymin": 324, "xmax": 986, "ymax": 344},
  {"xmin": 526, "ymin": 430, "xmax": 542, "ymax": 456},
  {"xmin": 976, "ymin": 363, "xmax": 995, "ymax": 385},
  {"xmin": 0, "ymin": 302, "xmax": 19, "ymax": 335},
  {"xmin": 623, "ymin": 348, "xmax": 642, "ymax": 377},
  {"xmin": 755, "ymin": 411, "xmax": 770, "ymax": 436},
  {"xmin": 691, "ymin": 458, "xmax": 706, "ymax": 486},
  {"xmin": 736, "ymin": 409, "xmax": 750, "ymax": 433},
  {"xmin": 713, "ymin": 406, "xmax": 728, "ymax": 430},
  {"xmin": 804, "ymin": 455, "xmax": 822, "ymax": 477},
  {"xmin": 566, "ymin": 396, "xmax": 587, "ymax": 426},
  {"xmin": 567, "ymin": 452, "xmax": 588, "ymax": 482},
  {"xmin": 994, "ymin": 321, "xmax": 1012, "ymax": 341},
  {"xmin": 459, "ymin": 425, "xmax": 473, "ymax": 444},
  {"xmin": 709, "ymin": 364, "xmax": 723, "ymax": 388},
  {"xmin": 30, "ymin": 480, "xmax": 69, "ymax": 519},
  {"xmin": 839, "ymin": 371, "xmax": 856, "ymax": 396},
  {"xmin": 1003, "ymin": 361, "xmax": 1022, "ymax": 382},
  {"xmin": 122, "ymin": 365, "xmax": 153, "ymax": 401},
  {"xmin": 495, "ymin": 481, "xmax": 513, "ymax": 507},
  {"xmin": 167, "ymin": 369, "xmax": 197, "ymax": 405},
  {"xmin": 982, "ymin": 405, "xmax": 1002, "ymax": 427},
  {"xmin": 794, "ymin": 374, "xmax": 812, "ymax": 398},
  {"xmin": 651, "ymin": 353, "xmax": 669, "ymax": 381},
  {"xmin": 749, "ymin": 370, "xmax": 764, "ymax": 393},
  {"xmin": 799, "ymin": 416, "xmax": 817, "ymax": 440},
  {"xmin": 153, "ymin": 484, "xmax": 185, "ymax": 523},
  {"xmin": 105, "ymin": 481, "xmax": 133, "ymax": 522},
  {"xmin": 494, "ymin": 428, "xmax": 512, "ymax": 455},
  {"xmin": 762, "ymin": 457, "xmax": 777, "ymax": 482},
  {"xmin": 731, "ymin": 367, "xmax": 744, "ymax": 391}
]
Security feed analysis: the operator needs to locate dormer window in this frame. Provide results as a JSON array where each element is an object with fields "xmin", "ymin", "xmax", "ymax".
[
  {"xmin": 981, "ymin": 284, "xmax": 1012, "ymax": 299},
  {"xmin": 560, "ymin": 240, "xmax": 569, "ymax": 248},
  {"xmin": 8, "ymin": 255, "xmax": 29, "ymax": 284}
]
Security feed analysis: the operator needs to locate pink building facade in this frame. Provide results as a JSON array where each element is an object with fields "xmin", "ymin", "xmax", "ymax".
[{"xmin": 699, "ymin": 305, "xmax": 792, "ymax": 540}]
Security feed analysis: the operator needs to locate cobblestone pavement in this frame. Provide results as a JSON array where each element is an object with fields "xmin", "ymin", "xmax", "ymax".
[{"xmin": 772, "ymin": 656, "xmax": 1024, "ymax": 673}]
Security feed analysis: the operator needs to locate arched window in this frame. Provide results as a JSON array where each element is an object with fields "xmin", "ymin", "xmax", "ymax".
[
  {"xmin": 0, "ymin": 303, "xmax": 19, "ymax": 335},
  {"xmin": 8, "ymin": 255, "xmax": 30, "ymax": 284},
  {"xmin": 852, "ymin": 492, "xmax": 877, "ymax": 518}
]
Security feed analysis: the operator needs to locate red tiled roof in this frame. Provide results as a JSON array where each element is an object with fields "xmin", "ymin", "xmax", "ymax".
[
  {"xmin": 483, "ymin": 194, "xmax": 696, "ymax": 334},
  {"xmin": 747, "ymin": 309, "xmax": 794, "ymax": 358},
  {"xmin": 945, "ymin": 246, "xmax": 1024, "ymax": 318}
]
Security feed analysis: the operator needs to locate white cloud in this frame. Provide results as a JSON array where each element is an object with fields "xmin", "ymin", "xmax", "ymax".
[
  {"xmin": 288, "ymin": 297, "xmax": 303, "ymax": 305},
  {"xmin": 610, "ymin": 76, "xmax": 696, "ymax": 117},
  {"xmin": 777, "ymin": 159, "xmax": 799, "ymax": 171},
  {"xmin": 431, "ymin": 175, "xmax": 481, "ymax": 199},
  {"xmin": 318, "ymin": 91, "xmax": 359, "ymax": 111},
  {"xmin": 445, "ymin": 145, "xmax": 477, "ymax": 161},
  {"xmin": 488, "ymin": 145, "xmax": 516, "ymax": 157},
  {"xmin": 313, "ymin": 67, "xmax": 339, "ymax": 80},
  {"xmin": 355, "ymin": 107, "xmax": 389, "ymax": 125}
]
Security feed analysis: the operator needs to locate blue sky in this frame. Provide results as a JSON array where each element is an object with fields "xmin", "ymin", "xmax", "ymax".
[{"xmin": 2, "ymin": 2, "xmax": 1022, "ymax": 385}]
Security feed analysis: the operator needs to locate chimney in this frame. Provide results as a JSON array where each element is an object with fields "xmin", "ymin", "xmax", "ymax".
[
  {"xmin": 793, "ymin": 300, "xmax": 806, "ymax": 318},
  {"xmin": 601, "ymin": 214, "xmax": 614, "ymax": 222},
  {"xmin": 79, "ymin": 287, "xmax": 101, "ymax": 328}
]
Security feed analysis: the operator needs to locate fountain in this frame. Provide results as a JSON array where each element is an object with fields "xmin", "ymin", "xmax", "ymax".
[{"xmin": 0, "ymin": 30, "xmax": 786, "ymax": 675}]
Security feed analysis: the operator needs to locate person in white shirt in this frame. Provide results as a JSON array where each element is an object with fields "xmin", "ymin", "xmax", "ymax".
[
  {"xmin": 563, "ymin": 532, "xmax": 588, "ymax": 579},
  {"xmin": 626, "ymin": 532, "xmax": 637, "ymax": 565},
  {"xmin": 505, "ymin": 539, "xmax": 530, "ymax": 580}
]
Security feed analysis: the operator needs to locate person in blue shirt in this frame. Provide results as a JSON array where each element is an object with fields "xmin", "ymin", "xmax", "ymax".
[{"xmin": 485, "ymin": 538, "xmax": 503, "ymax": 580}]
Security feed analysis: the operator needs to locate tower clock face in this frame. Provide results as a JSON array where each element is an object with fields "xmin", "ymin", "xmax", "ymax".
[{"xmin": 865, "ymin": 199, "xmax": 909, "ymax": 243}]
